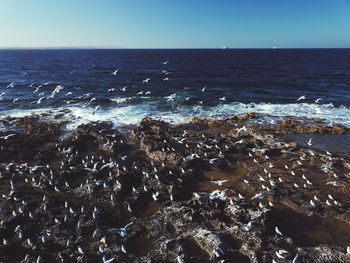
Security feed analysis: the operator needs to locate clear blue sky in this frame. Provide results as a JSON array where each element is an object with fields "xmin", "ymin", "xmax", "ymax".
[{"xmin": 0, "ymin": 0, "xmax": 350, "ymax": 48}]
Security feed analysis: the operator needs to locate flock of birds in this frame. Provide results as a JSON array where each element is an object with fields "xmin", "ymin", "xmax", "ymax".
[
  {"xmin": 0, "ymin": 59, "xmax": 349, "ymax": 263},
  {"xmin": 0, "ymin": 59, "xmax": 330, "ymax": 121},
  {"xmin": 0, "ymin": 105, "xmax": 349, "ymax": 262},
  {"xmin": 179, "ymin": 129, "xmax": 348, "ymax": 262}
]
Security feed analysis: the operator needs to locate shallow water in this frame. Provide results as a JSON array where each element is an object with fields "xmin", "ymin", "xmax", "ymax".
[{"xmin": 281, "ymin": 131, "xmax": 350, "ymax": 157}]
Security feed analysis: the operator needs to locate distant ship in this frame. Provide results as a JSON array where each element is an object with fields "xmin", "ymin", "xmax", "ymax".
[{"xmin": 222, "ymin": 46, "xmax": 229, "ymax": 49}]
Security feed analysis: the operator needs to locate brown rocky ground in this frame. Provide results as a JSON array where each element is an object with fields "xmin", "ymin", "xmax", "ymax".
[{"xmin": 0, "ymin": 113, "xmax": 349, "ymax": 262}]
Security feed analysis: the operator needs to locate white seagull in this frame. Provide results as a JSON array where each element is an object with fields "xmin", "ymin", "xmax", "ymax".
[
  {"xmin": 109, "ymin": 221, "xmax": 134, "ymax": 237},
  {"xmin": 297, "ymin": 95, "xmax": 306, "ymax": 101}
]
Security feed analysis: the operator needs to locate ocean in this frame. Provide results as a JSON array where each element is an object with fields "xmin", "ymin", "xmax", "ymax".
[{"xmin": 0, "ymin": 48, "xmax": 350, "ymax": 130}]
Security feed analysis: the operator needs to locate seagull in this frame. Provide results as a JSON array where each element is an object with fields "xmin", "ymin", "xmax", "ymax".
[
  {"xmin": 233, "ymin": 139, "xmax": 243, "ymax": 145},
  {"xmin": 142, "ymin": 78, "xmax": 151, "ymax": 83},
  {"xmin": 310, "ymin": 200, "xmax": 316, "ymax": 207},
  {"xmin": 276, "ymin": 251, "xmax": 285, "ymax": 259},
  {"xmin": 152, "ymin": 192, "xmax": 159, "ymax": 201},
  {"xmin": 177, "ymin": 256, "xmax": 184, "ymax": 263},
  {"xmin": 37, "ymin": 97, "xmax": 45, "ymax": 104},
  {"xmin": 0, "ymin": 133, "xmax": 16, "ymax": 140},
  {"xmin": 219, "ymin": 96, "xmax": 226, "ymax": 101},
  {"xmin": 108, "ymin": 88, "xmax": 115, "ymax": 92},
  {"xmin": 93, "ymin": 105, "xmax": 100, "ymax": 115},
  {"xmin": 236, "ymin": 220, "xmax": 255, "ymax": 231},
  {"xmin": 275, "ymin": 226, "xmax": 283, "ymax": 236},
  {"xmin": 213, "ymin": 247, "xmax": 224, "ymax": 257},
  {"xmin": 111, "ymin": 69, "xmax": 118, "ymax": 76},
  {"xmin": 77, "ymin": 246, "xmax": 84, "ymax": 254},
  {"xmin": 103, "ymin": 256, "xmax": 115, "ymax": 263},
  {"xmin": 201, "ymin": 87, "xmax": 206, "ymax": 92},
  {"xmin": 297, "ymin": 95, "xmax": 306, "ymax": 101},
  {"xmin": 251, "ymin": 192, "xmax": 264, "ymax": 200},
  {"xmin": 307, "ymin": 138, "xmax": 312, "ymax": 146},
  {"xmin": 121, "ymin": 245, "xmax": 127, "ymax": 254},
  {"xmin": 109, "ymin": 221, "xmax": 134, "ymax": 237},
  {"xmin": 315, "ymin": 98, "xmax": 322, "ymax": 103},
  {"xmin": 162, "ymin": 60, "xmax": 170, "ymax": 65},
  {"xmin": 326, "ymin": 181, "xmax": 339, "ymax": 186},
  {"xmin": 292, "ymin": 253, "xmax": 300, "ymax": 263},
  {"xmin": 209, "ymin": 179, "xmax": 229, "ymax": 186},
  {"xmin": 238, "ymin": 193, "xmax": 245, "ymax": 199},
  {"xmin": 236, "ymin": 126, "xmax": 247, "ymax": 136},
  {"xmin": 7, "ymin": 81, "xmax": 15, "ymax": 88}
]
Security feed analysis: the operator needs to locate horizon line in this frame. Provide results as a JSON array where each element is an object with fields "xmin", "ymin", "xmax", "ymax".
[{"xmin": 0, "ymin": 46, "xmax": 350, "ymax": 50}]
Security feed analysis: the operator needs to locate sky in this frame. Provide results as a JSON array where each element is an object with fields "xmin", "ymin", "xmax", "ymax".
[{"xmin": 0, "ymin": 0, "xmax": 350, "ymax": 48}]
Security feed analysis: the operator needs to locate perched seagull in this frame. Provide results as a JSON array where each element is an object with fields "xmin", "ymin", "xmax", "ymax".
[
  {"xmin": 292, "ymin": 253, "xmax": 300, "ymax": 263},
  {"xmin": 109, "ymin": 221, "xmax": 134, "ymax": 237},
  {"xmin": 121, "ymin": 245, "xmax": 127, "ymax": 254},
  {"xmin": 77, "ymin": 246, "xmax": 84, "ymax": 254},
  {"xmin": 177, "ymin": 256, "xmax": 184, "ymax": 263},
  {"xmin": 236, "ymin": 126, "xmax": 247, "ymax": 136},
  {"xmin": 276, "ymin": 251, "xmax": 285, "ymax": 259},
  {"xmin": 297, "ymin": 95, "xmax": 306, "ymax": 101},
  {"xmin": 275, "ymin": 226, "xmax": 283, "ymax": 236}
]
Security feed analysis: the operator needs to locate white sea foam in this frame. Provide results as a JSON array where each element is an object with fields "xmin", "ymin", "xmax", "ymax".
[{"xmin": 1, "ymin": 102, "xmax": 350, "ymax": 130}]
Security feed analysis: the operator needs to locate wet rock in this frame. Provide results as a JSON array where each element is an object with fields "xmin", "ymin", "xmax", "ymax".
[{"xmin": 0, "ymin": 114, "xmax": 350, "ymax": 262}]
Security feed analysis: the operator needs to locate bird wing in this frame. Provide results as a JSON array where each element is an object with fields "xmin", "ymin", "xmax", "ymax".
[
  {"xmin": 123, "ymin": 221, "xmax": 134, "ymax": 230},
  {"xmin": 108, "ymin": 228, "xmax": 122, "ymax": 233}
]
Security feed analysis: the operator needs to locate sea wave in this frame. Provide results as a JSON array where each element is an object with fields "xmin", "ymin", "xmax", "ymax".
[{"xmin": 1, "ymin": 102, "xmax": 350, "ymax": 130}]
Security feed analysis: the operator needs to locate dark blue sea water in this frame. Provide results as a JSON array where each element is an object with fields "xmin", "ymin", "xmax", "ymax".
[{"xmin": 0, "ymin": 49, "xmax": 350, "ymax": 129}]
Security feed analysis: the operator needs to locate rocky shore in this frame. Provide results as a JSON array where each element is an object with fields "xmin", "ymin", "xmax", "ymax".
[{"xmin": 0, "ymin": 112, "xmax": 350, "ymax": 262}]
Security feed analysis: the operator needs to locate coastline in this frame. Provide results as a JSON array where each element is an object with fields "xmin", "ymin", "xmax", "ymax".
[{"xmin": 0, "ymin": 112, "xmax": 350, "ymax": 262}]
